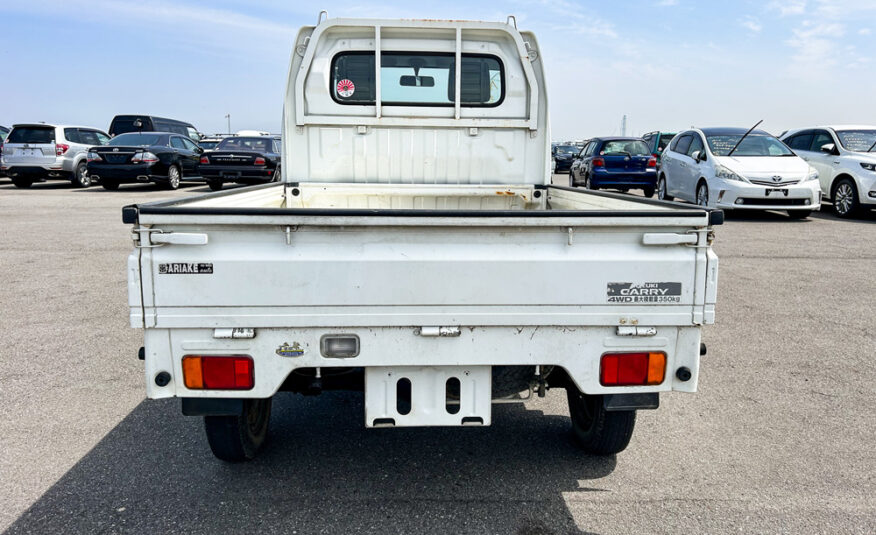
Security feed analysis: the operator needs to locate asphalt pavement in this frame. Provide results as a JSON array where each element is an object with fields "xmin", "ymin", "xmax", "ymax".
[{"xmin": 0, "ymin": 176, "xmax": 873, "ymax": 534}]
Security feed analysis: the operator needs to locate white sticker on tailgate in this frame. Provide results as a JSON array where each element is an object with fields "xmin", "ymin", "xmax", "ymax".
[{"xmin": 607, "ymin": 282, "xmax": 682, "ymax": 303}]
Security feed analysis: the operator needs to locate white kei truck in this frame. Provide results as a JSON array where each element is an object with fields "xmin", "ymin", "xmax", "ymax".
[{"xmin": 124, "ymin": 15, "xmax": 721, "ymax": 462}]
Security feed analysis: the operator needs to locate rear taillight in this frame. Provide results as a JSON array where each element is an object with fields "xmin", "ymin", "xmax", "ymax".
[
  {"xmin": 647, "ymin": 157, "xmax": 657, "ymax": 168},
  {"xmin": 182, "ymin": 355, "xmax": 254, "ymax": 390},
  {"xmin": 200, "ymin": 155, "xmax": 210, "ymax": 164},
  {"xmin": 56, "ymin": 143, "xmax": 69, "ymax": 156},
  {"xmin": 87, "ymin": 151, "xmax": 102, "ymax": 162},
  {"xmin": 131, "ymin": 151, "xmax": 159, "ymax": 164},
  {"xmin": 254, "ymin": 157, "xmax": 266, "ymax": 165},
  {"xmin": 600, "ymin": 352, "xmax": 666, "ymax": 386},
  {"xmin": 593, "ymin": 157, "xmax": 605, "ymax": 167}
]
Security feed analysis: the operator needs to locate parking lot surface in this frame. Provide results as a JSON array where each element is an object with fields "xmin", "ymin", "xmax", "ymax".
[{"xmin": 0, "ymin": 176, "xmax": 874, "ymax": 534}]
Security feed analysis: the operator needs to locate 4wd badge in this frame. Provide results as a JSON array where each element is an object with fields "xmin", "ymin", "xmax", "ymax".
[{"xmin": 276, "ymin": 342, "xmax": 305, "ymax": 357}]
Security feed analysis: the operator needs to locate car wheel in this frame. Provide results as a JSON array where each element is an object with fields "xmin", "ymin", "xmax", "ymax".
[
  {"xmin": 207, "ymin": 179, "xmax": 223, "ymax": 191},
  {"xmin": 166, "ymin": 165, "xmax": 181, "ymax": 190},
  {"xmin": 585, "ymin": 174, "xmax": 595, "ymax": 190},
  {"xmin": 12, "ymin": 178, "xmax": 33, "ymax": 188},
  {"xmin": 567, "ymin": 390, "xmax": 636, "ymax": 455},
  {"xmin": 204, "ymin": 397, "xmax": 272, "ymax": 462},
  {"xmin": 787, "ymin": 210, "xmax": 812, "ymax": 219},
  {"xmin": 832, "ymin": 178, "xmax": 860, "ymax": 218},
  {"xmin": 696, "ymin": 181, "xmax": 709, "ymax": 207},
  {"xmin": 657, "ymin": 176, "xmax": 673, "ymax": 201},
  {"xmin": 642, "ymin": 186, "xmax": 655, "ymax": 198},
  {"xmin": 273, "ymin": 165, "xmax": 282, "ymax": 182},
  {"xmin": 72, "ymin": 161, "xmax": 91, "ymax": 187}
]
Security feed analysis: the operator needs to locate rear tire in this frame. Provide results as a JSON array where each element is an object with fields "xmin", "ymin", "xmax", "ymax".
[
  {"xmin": 642, "ymin": 186, "xmax": 655, "ymax": 198},
  {"xmin": 207, "ymin": 179, "xmax": 223, "ymax": 191},
  {"xmin": 166, "ymin": 165, "xmax": 181, "ymax": 190},
  {"xmin": 273, "ymin": 165, "xmax": 282, "ymax": 182},
  {"xmin": 696, "ymin": 181, "xmax": 709, "ymax": 207},
  {"xmin": 72, "ymin": 161, "xmax": 91, "ymax": 187},
  {"xmin": 12, "ymin": 178, "xmax": 33, "ymax": 188},
  {"xmin": 657, "ymin": 175, "xmax": 673, "ymax": 201},
  {"xmin": 101, "ymin": 180, "xmax": 119, "ymax": 191},
  {"xmin": 787, "ymin": 210, "xmax": 812, "ymax": 219},
  {"xmin": 567, "ymin": 390, "xmax": 636, "ymax": 455},
  {"xmin": 832, "ymin": 178, "xmax": 860, "ymax": 218},
  {"xmin": 204, "ymin": 398, "xmax": 272, "ymax": 462}
]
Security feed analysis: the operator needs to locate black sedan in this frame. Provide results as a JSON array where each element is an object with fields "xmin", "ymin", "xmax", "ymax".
[
  {"xmin": 87, "ymin": 132, "xmax": 203, "ymax": 190},
  {"xmin": 199, "ymin": 136, "xmax": 282, "ymax": 191},
  {"xmin": 552, "ymin": 144, "xmax": 578, "ymax": 172}
]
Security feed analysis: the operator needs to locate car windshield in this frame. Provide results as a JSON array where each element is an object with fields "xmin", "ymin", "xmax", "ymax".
[
  {"xmin": 109, "ymin": 133, "xmax": 162, "ymax": 146},
  {"xmin": 217, "ymin": 137, "xmax": 272, "ymax": 152},
  {"xmin": 601, "ymin": 140, "xmax": 650, "ymax": 156},
  {"xmin": 198, "ymin": 141, "xmax": 220, "ymax": 150},
  {"xmin": 835, "ymin": 130, "xmax": 876, "ymax": 152},
  {"xmin": 555, "ymin": 145, "xmax": 577, "ymax": 155},
  {"xmin": 706, "ymin": 134, "xmax": 794, "ymax": 156}
]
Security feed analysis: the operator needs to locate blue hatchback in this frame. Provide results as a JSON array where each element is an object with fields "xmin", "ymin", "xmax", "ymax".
[{"xmin": 569, "ymin": 137, "xmax": 658, "ymax": 196}]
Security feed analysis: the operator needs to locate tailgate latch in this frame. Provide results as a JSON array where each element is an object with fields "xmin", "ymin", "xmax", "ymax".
[
  {"xmin": 616, "ymin": 326, "xmax": 657, "ymax": 337},
  {"xmin": 416, "ymin": 326, "xmax": 461, "ymax": 337}
]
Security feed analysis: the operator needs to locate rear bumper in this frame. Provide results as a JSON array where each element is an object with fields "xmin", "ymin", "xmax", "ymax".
[
  {"xmin": 715, "ymin": 182, "xmax": 822, "ymax": 210},
  {"xmin": 87, "ymin": 163, "xmax": 165, "ymax": 183},
  {"xmin": 592, "ymin": 169, "xmax": 658, "ymax": 188},
  {"xmin": 200, "ymin": 165, "xmax": 275, "ymax": 181},
  {"xmin": 2, "ymin": 165, "xmax": 72, "ymax": 179},
  {"xmin": 554, "ymin": 160, "xmax": 573, "ymax": 171}
]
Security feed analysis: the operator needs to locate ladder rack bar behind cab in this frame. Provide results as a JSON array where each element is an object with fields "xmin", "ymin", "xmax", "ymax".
[{"xmin": 293, "ymin": 18, "xmax": 539, "ymax": 130}]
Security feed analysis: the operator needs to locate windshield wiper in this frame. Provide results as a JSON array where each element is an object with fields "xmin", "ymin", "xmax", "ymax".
[
  {"xmin": 727, "ymin": 119, "xmax": 763, "ymax": 157},
  {"xmin": 867, "ymin": 139, "xmax": 876, "ymax": 152}
]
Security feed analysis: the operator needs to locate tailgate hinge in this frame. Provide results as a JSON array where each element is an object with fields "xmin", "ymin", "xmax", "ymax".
[{"xmin": 132, "ymin": 228, "xmax": 208, "ymax": 248}]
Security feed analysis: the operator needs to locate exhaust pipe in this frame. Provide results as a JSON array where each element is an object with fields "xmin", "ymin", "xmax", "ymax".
[{"xmin": 137, "ymin": 175, "xmax": 150, "ymax": 181}]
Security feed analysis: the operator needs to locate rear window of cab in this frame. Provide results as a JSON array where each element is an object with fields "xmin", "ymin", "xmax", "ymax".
[{"xmin": 331, "ymin": 52, "xmax": 504, "ymax": 107}]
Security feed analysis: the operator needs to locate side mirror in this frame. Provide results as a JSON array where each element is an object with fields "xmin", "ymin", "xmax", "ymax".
[
  {"xmin": 690, "ymin": 150, "xmax": 702, "ymax": 162},
  {"xmin": 820, "ymin": 143, "xmax": 837, "ymax": 155}
]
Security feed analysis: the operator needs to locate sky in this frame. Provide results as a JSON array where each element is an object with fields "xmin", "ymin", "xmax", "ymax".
[{"xmin": 0, "ymin": 0, "xmax": 874, "ymax": 141}]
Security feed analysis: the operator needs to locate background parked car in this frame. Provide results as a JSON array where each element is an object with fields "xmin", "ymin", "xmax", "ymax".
[
  {"xmin": 197, "ymin": 137, "xmax": 225, "ymax": 151},
  {"xmin": 642, "ymin": 131, "xmax": 677, "ymax": 165},
  {"xmin": 1, "ymin": 124, "xmax": 110, "ymax": 188},
  {"xmin": 0, "ymin": 125, "xmax": 9, "ymax": 177},
  {"xmin": 87, "ymin": 132, "xmax": 203, "ymax": 190},
  {"xmin": 199, "ymin": 135, "xmax": 282, "ymax": 191},
  {"xmin": 108, "ymin": 115, "xmax": 202, "ymax": 143},
  {"xmin": 569, "ymin": 137, "xmax": 657, "ymax": 196},
  {"xmin": 781, "ymin": 125, "xmax": 876, "ymax": 218},
  {"xmin": 552, "ymin": 144, "xmax": 578, "ymax": 173},
  {"xmin": 659, "ymin": 127, "xmax": 820, "ymax": 219}
]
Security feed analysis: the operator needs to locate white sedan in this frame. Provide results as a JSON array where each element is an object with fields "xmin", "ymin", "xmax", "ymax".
[
  {"xmin": 781, "ymin": 125, "xmax": 876, "ymax": 218},
  {"xmin": 658, "ymin": 127, "xmax": 821, "ymax": 219}
]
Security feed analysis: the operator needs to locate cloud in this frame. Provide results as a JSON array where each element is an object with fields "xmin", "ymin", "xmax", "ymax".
[
  {"xmin": 656, "ymin": 0, "xmax": 679, "ymax": 6},
  {"xmin": 785, "ymin": 21, "xmax": 846, "ymax": 72},
  {"xmin": 740, "ymin": 16, "xmax": 762, "ymax": 33},
  {"xmin": 767, "ymin": 0, "xmax": 807, "ymax": 16},
  {"xmin": 859, "ymin": 28, "xmax": 872, "ymax": 35}
]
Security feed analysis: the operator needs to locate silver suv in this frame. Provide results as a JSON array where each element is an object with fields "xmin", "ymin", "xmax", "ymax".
[{"xmin": 1, "ymin": 124, "xmax": 111, "ymax": 188}]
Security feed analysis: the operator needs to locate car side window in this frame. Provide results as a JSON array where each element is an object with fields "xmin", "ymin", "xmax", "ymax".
[
  {"xmin": 787, "ymin": 133, "xmax": 813, "ymax": 151},
  {"xmin": 170, "ymin": 136, "xmax": 187, "ymax": 149},
  {"xmin": 584, "ymin": 141, "xmax": 596, "ymax": 157},
  {"xmin": 95, "ymin": 132, "xmax": 111, "ymax": 145},
  {"xmin": 669, "ymin": 133, "xmax": 684, "ymax": 152},
  {"xmin": 809, "ymin": 131, "xmax": 833, "ymax": 152},
  {"xmin": 181, "ymin": 137, "xmax": 198, "ymax": 151},
  {"xmin": 64, "ymin": 128, "xmax": 81, "ymax": 144},
  {"xmin": 686, "ymin": 134, "xmax": 704, "ymax": 159},
  {"xmin": 78, "ymin": 130, "xmax": 100, "ymax": 146},
  {"xmin": 674, "ymin": 134, "xmax": 693, "ymax": 155}
]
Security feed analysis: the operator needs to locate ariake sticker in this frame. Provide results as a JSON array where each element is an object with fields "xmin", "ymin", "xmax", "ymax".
[
  {"xmin": 607, "ymin": 282, "xmax": 682, "ymax": 303},
  {"xmin": 159, "ymin": 263, "xmax": 213, "ymax": 274},
  {"xmin": 336, "ymin": 79, "xmax": 355, "ymax": 98}
]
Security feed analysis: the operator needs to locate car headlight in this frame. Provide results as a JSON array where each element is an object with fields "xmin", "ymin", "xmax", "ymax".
[
  {"xmin": 806, "ymin": 167, "xmax": 819, "ymax": 181},
  {"xmin": 861, "ymin": 162, "xmax": 876, "ymax": 172},
  {"xmin": 715, "ymin": 164, "xmax": 745, "ymax": 182}
]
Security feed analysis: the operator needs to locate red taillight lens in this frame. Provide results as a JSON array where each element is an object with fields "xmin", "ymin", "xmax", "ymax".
[
  {"xmin": 647, "ymin": 157, "xmax": 657, "ymax": 168},
  {"xmin": 182, "ymin": 355, "xmax": 254, "ymax": 390},
  {"xmin": 254, "ymin": 157, "xmax": 266, "ymax": 165},
  {"xmin": 593, "ymin": 157, "xmax": 604, "ymax": 167},
  {"xmin": 56, "ymin": 143, "xmax": 69, "ymax": 156},
  {"xmin": 600, "ymin": 352, "xmax": 666, "ymax": 386},
  {"xmin": 199, "ymin": 155, "xmax": 210, "ymax": 164}
]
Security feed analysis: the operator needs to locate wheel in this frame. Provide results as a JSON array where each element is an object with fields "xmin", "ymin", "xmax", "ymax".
[
  {"xmin": 101, "ymin": 180, "xmax": 119, "ymax": 191},
  {"xmin": 204, "ymin": 397, "xmax": 272, "ymax": 462},
  {"xmin": 696, "ymin": 181, "xmax": 709, "ymax": 207},
  {"xmin": 166, "ymin": 165, "xmax": 181, "ymax": 190},
  {"xmin": 642, "ymin": 187, "xmax": 655, "ymax": 198},
  {"xmin": 787, "ymin": 210, "xmax": 812, "ymax": 219},
  {"xmin": 207, "ymin": 179, "xmax": 223, "ymax": 191},
  {"xmin": 585, "ymin": 174, "xmax": 595, "ymax": 190},
  {"xmin": 72, "ymin": 161, "xmax": 91, "ymax": 187},
  {"xmin": 12, "ymin": 178, "xmax": 33, "ymax": 188},
  {"xmin": 657, "ymin": 175, "xmax": 673, "ymax": 201},
  {"xmin": 832, "ymin": 178, "xmax": 860, "ymax": 218},
  {"xmin": 273, "ymin": 165, "xmax": 282, "ymax": 182},
  {"xmin": 569, "ymin": 170, "xmax": 576, "ymax": 187},
  {"xmin": 567, "ymin": 390, "xmax": 636, "ymax": 455}
]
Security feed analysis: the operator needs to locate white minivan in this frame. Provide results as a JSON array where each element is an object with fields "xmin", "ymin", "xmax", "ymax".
[
  {"xmin": 781, "ymin": 125, "xmax": 876, "ymax": 218},
  {"xmin": 658, "ymin": 127, "xmax": 821, "ymax": 219}
]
